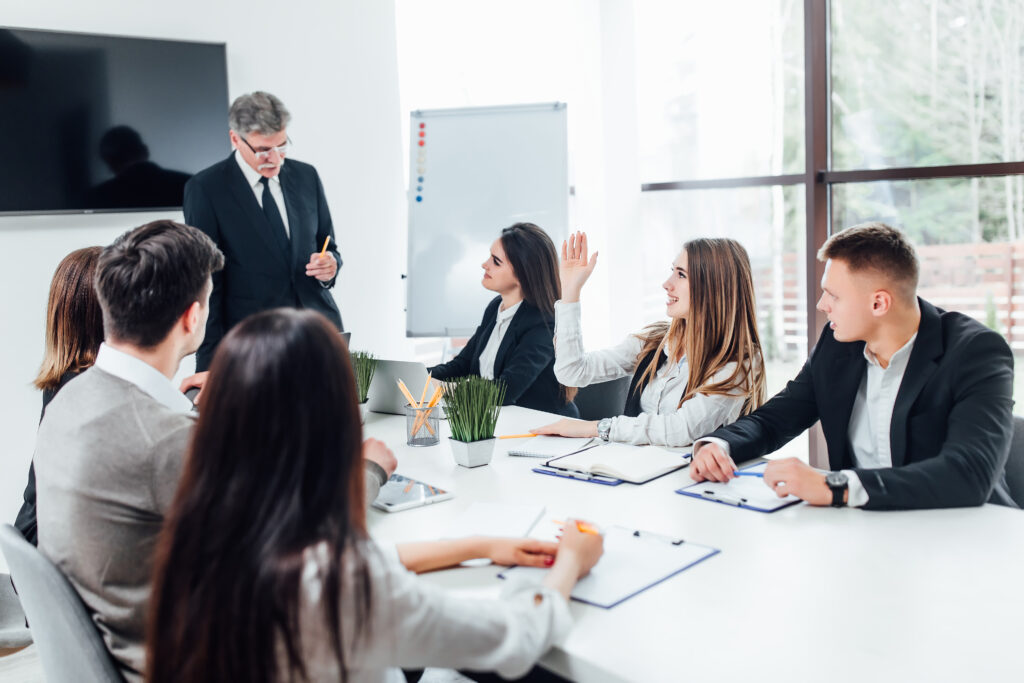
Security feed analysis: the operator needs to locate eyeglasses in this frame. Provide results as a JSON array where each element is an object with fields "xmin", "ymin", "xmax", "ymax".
[{"xmin": 238, "ymin": 134, "xmax": 290, "ymax": 160}]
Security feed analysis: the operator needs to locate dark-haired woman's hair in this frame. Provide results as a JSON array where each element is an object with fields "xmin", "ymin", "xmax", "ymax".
[
  {"xmin": 499, "ymin": 222, "xmax": 577, "ymax": 403},
  {"xmin": 147, "ymin": 309, "xmax": 371, "ymax": 683},
  {"xmin": 35, "ymin": 247, "xmax": 104, "ymax": 391}
]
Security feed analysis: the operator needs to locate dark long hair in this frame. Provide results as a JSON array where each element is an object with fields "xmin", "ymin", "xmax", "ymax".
[
  {"xmin": 499, "ymin": 222, "xmax": 577, "ymax": 403},
  {"xmin": 35, "ymin": 247, "xmax": 104, "ymax": 391},
  {"xmin": 146, "ymin": 309, "xmax": 371, "ymax": 683}
]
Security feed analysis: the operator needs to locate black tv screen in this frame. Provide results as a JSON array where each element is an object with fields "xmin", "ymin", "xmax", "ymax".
[{"xmin": 0, "ymin": 27, "xmax": 229, "ymax": 214}]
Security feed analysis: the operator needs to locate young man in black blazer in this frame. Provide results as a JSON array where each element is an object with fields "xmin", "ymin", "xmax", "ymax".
[
  {"xmin": 183, "ymin": 91, "xmax": 343, "ymax": 372},
  {"xmin": 692, "ymin": 222, "xmax": 1016, "ymax": 510}
]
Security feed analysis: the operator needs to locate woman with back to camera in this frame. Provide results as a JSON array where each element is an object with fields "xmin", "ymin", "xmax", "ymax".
[
  {"xmin": 146, "ymin": 308, "xmax": 603, "ymax": 683},
  {"xmin": 532, "ymin": 232, "xmax": 766, "ymax": 447},
  {"xmin": 429, "ymin": 222, "xmax": 579, "ymax": 416},
  {"xmin": 15, "ymin": 246, "xmax": 104, "ymax": 545}
]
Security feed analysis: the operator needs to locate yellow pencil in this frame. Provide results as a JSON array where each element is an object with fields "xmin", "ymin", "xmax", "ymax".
[
  {"xmin": 400, "ymin": 380, "xmax": 437, "ymax": 437},
  {"xmin": 417, "ymin": 373, "xmax": 432, "ymax": 409},
  {"xmin": 411, "ymin": 385, "xmax": 444, "ymax": 435},
  {"xmin": 552, "ymin": 519, "xmax": 601, "ymax": 536},
  {"xmin": 498, "ymin": 433, "xmax": 536, "ymax": 439},
  {"xmin": 319, "ymin": 235, "xmax": 331, "ymax": 257}
]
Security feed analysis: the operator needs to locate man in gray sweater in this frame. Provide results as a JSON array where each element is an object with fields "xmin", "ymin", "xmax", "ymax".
[{"xmin": 34, "ymin": 220, "xmax": 393, "ymax": 682}]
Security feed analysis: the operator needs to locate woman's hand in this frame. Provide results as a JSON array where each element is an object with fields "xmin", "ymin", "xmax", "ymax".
[
  {"xmin": 559, "ymin": 231, "xmax": 599, "ymax": 303},
  {"xmin": 530, "ymin": 418, "xmax": 600, "ymax": 438},
  {"xmin": 487, "ymin": 538, "xmax": 559, "ymax": 568},
  {"xmin": 554, "ymin": 520, "xmax": 604, "ymax": 579}
]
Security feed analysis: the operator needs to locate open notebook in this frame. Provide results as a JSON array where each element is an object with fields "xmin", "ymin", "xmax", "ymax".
[
  {"xmin": 507, "ymin": 435, "xmax": 599, "ymax": 458},
  {"xmin": 676, "ymin": 461, "xmax": 802, "ymax": 512},
  {"xmin": 499, "ymin": 524, "xmax": 719, "ymax": 608},
  {"xmin": 541, "ymin": 442, "xmax": 690, "ymax": 484}
]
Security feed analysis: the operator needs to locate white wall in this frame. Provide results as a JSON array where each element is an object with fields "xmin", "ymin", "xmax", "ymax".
[{"xmin": 0, "ymin": 0, "xmax": 412, "ymax": 553}]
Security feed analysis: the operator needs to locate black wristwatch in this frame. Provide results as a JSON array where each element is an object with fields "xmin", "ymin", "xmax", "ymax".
[{"xmin": 825, "ymin": 471, "xmax": 849, "ymax": 507}]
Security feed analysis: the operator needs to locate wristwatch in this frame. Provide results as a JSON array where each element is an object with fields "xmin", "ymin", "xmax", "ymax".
[
  {"xmin": 825, "ymin": 471, "xmax": 849, "ymax": 507},
  {"xmin": 597, "ymin": 418, "xmax": 613, "ymax": 442}
]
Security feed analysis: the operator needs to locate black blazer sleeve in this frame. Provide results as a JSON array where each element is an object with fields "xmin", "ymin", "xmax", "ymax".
[
  {"xmin": 856, "ymin": 328, "xmax": 1014, "ymax": 510},
  {"xmin": 183, "ymin": 179, "xmax": 225, "ymax": 372},
  {"xmin": 428, "ymin": 301, "xmax": 496, "ymax": 380},
  {"xmin": 703, "ymin": 333, "xmax": 825, "ymax": 464},
  {"xmin": 495, "ymin": 314, "xmax": 556, "ymax": 406},
  {"xmin": 313, "ymin": 169, "xmax": 341, "ymax": 289}
]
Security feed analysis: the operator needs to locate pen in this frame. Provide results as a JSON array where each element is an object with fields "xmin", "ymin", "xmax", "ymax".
[
  {"xmin": 498, "ymin": 433, "xmax": 535, "ymax": 439},
  {"xmin": 733, "ymin": 471, "xmax": 764, "ymax": 478},
  {"xmin": 319, "ymin": 235, "xmax": 331, "ymax": 257},
  {"xmin": 552, "ymin": 519, "xmax": 601, "ymax": 535}
]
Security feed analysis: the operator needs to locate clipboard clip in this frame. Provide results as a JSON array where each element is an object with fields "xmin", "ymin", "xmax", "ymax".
[
  {"xmin": 632, "ymin": 529, "xmax": 686, "ymax": 546},
  {"xmin": 699, "ymin": 490, "xmax": 747, "ymax": 506}
]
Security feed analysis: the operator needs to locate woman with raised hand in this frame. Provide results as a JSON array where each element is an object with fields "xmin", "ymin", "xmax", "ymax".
[
  {"xmin": 15, "ymin": 246, "xmax": 104, "ymax": 545},
  {"xmin": 428, "ymin": 222, "xmax": 579, "ymax": 416},
  {"xmin": 532, "ymin": 231, "xmax": 766, "ymax": 447},
  {"xmin": 146, "ymin": 309, "xmax": 603, "ymax": 683}
]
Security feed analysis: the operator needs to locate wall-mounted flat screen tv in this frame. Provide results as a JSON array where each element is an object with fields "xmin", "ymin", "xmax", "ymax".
[{"xmin": 0, "ymin": 27, "xmax": 229, "ymax": 214}]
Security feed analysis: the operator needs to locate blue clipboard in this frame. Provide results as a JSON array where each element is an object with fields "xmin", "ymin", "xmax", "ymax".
[
  {"xmin": 676, "ymin": 461, "xmax": 802, "ymax": 513},
  {"xmin": 531, "ymin": 465, "xmax": 623, "ymax": 486}
]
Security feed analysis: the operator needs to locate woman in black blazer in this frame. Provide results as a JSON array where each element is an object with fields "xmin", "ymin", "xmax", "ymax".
[{"xmin": 429, "ymin": 223, "xmax": 579, "ymax": 417}]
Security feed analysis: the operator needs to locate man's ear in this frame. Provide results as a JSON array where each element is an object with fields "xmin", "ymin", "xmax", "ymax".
[
  {"xmin": 181, "ymin": 301, "xmax": 202, "ymax": 335},
  {"xmin": 870, "ymin": 290, "xmax": 893, "ymax": 317}
]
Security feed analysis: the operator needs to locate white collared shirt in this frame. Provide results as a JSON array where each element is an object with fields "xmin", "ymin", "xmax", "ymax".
[
  {"xmin": 552, "ymin": 301, "xmax": 747, "ymax": 446},
  {"xmin": 478, "ymin": 300, "xmax": 523, "ymax": 380},
  {"xmin": 841, "ymin": 333, "xmax": 918, "ymax": 506},
  {"xmin": 93, "ymin": 343, "xmax": 194, "ymax": 414},
  {"xmin": 234, "ymin": 150, "xmax": 290, "ymax": 238}
]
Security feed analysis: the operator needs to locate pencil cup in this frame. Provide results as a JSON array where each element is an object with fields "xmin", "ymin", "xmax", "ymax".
[{"xmin": 405, "ymin": 404, "xmax": 440, "ymax": 447}]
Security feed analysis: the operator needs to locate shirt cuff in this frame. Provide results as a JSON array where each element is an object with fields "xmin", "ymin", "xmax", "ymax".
[
  {"xmin": 364, "ymin": 460, "xmax": 388, "ymax": 488},
  {"xmin": 842, "ymin": 470, "xmax": 869, "ymax": 507},
  {"xmin": 693, "ymin": 436, "xmax": 731, "ymax": 458}
]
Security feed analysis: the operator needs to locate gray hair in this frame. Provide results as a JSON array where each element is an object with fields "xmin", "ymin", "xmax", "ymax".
[{"xmin": 228, "ymin": 91, "xmax": 291, "ymax": 135}]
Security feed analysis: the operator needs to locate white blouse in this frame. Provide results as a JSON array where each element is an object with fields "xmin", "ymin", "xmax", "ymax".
[
  {"xmin": 280, "ymin": 541, "xmax": 571, "ymax": 682},
  {"xmin": 478, "ymin": 300, "xmax": 523, "ymax": 380},
  {"xmin": 553, "ymin": 300, "xmax": 748, "ymax": 447}
]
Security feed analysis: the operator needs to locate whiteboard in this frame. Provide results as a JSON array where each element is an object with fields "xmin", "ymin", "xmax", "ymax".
[{"xmin": 406, "ymin": 103, "xmax": 569, "ymax": 337}]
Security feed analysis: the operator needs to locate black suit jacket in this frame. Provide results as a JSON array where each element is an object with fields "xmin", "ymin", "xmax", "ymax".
[
  {"xmin": 183, "ymin": 155, "xmax": 343, "ymax": 371},
  {"xmin": 704, "ymin": 299, "xmax": 1015, "ymax": 510},
  {"xmin": 429, "ymin": 297, "xmax": 579, "ymax": 418}
]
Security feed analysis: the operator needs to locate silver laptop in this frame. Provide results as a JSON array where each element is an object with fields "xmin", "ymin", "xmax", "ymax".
[{"xmin": 366, "ymin": 360, "xmax": 433, "ymax": 415}]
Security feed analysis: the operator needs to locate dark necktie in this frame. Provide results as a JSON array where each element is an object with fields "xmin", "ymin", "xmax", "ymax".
[{"xmin": 259, "ymin": 177, "xmax": 290, "ymax": 252}]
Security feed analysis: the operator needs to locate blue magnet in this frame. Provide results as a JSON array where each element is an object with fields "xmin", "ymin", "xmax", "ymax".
[
  {"xmin": 418, "ymin": 176, "xmax": 424, "ymax": 182},
  {"xmin": 416, "ymin": 195, "xmax": 423, "ymax": 202},
  {"xmin": 417, "ymin": 185, "xmax": 422, "ymax": 191}
]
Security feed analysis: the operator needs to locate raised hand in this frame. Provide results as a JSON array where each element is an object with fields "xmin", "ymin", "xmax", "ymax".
[{"xmin": 559, "ymin": 231, "xmax": 599, "ymax": 302}]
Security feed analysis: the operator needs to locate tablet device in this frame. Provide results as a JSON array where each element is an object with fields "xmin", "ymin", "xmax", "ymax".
[{"xmin": 371, "ymin": 474, "xmax": 453, "ymax": 513}]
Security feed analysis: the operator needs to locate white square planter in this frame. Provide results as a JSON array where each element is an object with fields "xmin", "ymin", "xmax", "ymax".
[
  {"xmin": 359, "ymin": 402, "xmax": 369, "ymax": 423},
  {"xmin": 449, "ymin": 437, "xmax": 495, "ymax": 468}
]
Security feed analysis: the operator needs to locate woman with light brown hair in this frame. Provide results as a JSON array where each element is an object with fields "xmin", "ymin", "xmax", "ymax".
[
  {"xmin": 533, "ymin": 232, "xmax": 766, "ymax": 447},
  {"xmin": 14, "ymin": 246, "xmax": 104, "ymax": 544}
]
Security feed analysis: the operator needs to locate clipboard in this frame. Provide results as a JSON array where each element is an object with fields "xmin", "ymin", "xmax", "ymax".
[
  {"xmin": 498, "ymin": 525, "xmax": 719, "ymax": 608},
  {"xmin": 676, "ymin": 461, "xmax": 802, "ymax": 512},
  {"xmin": 532, "ymin": 443, "xmax": 690, "ymax": 486}
]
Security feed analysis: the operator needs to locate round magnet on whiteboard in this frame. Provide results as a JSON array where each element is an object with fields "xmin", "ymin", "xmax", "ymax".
[
  {"xmin": 419, "ymin": 123, "xmax": 425, "ymax": 129},
  {"xmin": 417, "ymin": 167, "xmax": 424, "ymax": 174},
  {"xmin": 418, "ymin": 131, "xmax": 425, "ymax": 138},
  {"xmin": 416, "ymin": 195, "xmax": 423, "ymax": 202},
  {"xmin": 417, "ymin": 176, "xmax": 424, "ymax": 182},
  {"xmin": 418, "ymin": 140, "xmax": 424, "ymax": 146},
  {"xmin": 417, "ymin": 185, "xmax": 422, "ymax": 191}
]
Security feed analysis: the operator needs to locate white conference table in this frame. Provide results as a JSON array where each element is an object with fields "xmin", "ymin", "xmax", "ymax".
[{"xmin": 365, "ymin": 406, "xmax": 1024, "ymax": 683}]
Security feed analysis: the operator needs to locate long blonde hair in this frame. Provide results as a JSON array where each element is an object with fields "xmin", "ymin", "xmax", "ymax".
[{"xmin": 634, "ymin": 238, "xmax": 766, "ymax": 416}]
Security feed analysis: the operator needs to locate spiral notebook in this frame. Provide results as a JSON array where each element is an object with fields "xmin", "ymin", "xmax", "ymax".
[
  {"xmin": 538, "ymin": 442, "xmax": 690, "ymax": 484},
  {"xmin": 507, "ymin": 435, "xmax": 599, "ymax": 458}
]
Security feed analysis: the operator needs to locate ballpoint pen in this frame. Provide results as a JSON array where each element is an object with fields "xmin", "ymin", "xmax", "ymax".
[{"xmin": 733, "ymin": 471, "xmax": 764, "ymax": 478}]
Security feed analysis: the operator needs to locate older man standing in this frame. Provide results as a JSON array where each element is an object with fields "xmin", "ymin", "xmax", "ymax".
[{"xmin": 184, "ymin": 91, "xmax": 344, "ymax": 371}]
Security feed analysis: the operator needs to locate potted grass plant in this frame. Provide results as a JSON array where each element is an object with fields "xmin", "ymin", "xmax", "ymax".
[
  {"xmin": 351, "ymin": 351, "xmax": 379, "ymax": 422},
  {"xmin": 443, "ymin": 376, "xmax": 507, "ymax": 467}
]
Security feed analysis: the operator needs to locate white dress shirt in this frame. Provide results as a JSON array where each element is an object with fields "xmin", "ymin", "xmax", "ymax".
[
  {"xmin": 553, "ymin": 301, "xmax": 747, "ymax": 446},
  {"xmin": 695, "ymin": 334, "xmax": 918, "ymax": 507},
  {"xmin": 478, "ymin": 300, "xmax": 523, "ymax": 380},
  {"xmin": 234, "ymin": 150, "xmax": 290, "ymax": 238},
  {"xmin": 284, "ymin": 540, "xmax": 572, "ymax": 682},
  {"xmin": 93, "ymin": 343, "xmax": 193, "ymax": 414}
]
